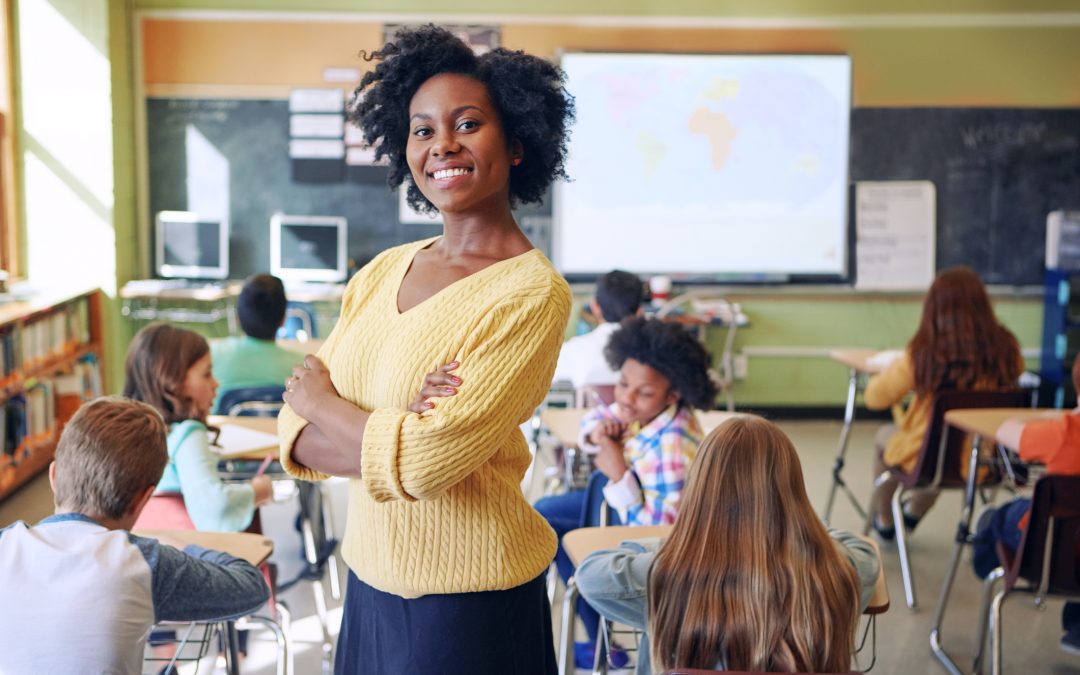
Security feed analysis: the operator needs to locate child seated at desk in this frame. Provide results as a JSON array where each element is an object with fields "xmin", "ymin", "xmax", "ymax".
[
  {"xmin": 552, "ymin": 269, "xmax": 643, "ymax": 390},
  {"xmin": 971, "ymin": 354, "xmax": 1080, "ymax": 655},
  {"xmin": 0, "ymin": 397, "xmax": 269, "ymax": 675},
  {"xmin": 535, "ymin": 316, "xmax": 716, "ymax": 667},
  {"xmin": 576, "ymin": 416, "xmax": 879, "ymax": 675},
  {"xmin": 125, "ymin": 323, "xmax": 273, "ymax": 532},
  {"xmin": 866, "ymin": 266, "xmax": 1024, "ymax": 540},
  {"xmin": 211, "ymin": 273, "xmax": 303, "ymax": 412}
]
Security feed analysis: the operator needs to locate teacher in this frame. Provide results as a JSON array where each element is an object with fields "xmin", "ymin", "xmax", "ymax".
[{"xmin": 277, "ymin": 25, "xmax": 574, "ymax": 675}]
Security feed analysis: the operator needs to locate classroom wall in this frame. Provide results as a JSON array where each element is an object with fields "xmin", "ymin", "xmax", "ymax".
[{"xmin": 18, "ymin": 0, "xmax": 1073, "ymax": 403}]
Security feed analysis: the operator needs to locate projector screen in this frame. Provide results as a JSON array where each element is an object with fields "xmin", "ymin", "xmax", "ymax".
[{"xmin": 554, "ymin": 52, "xmax": 852, "ymax": 281}]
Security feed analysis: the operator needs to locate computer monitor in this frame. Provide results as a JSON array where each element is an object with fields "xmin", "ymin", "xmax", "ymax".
[
  {"xmin": 155, "ymin": 211, "xmax": 229, "ymax": 280},
  {"xmin": 271, "ymin": 214, "xmax": 348, "ymax": 283}
]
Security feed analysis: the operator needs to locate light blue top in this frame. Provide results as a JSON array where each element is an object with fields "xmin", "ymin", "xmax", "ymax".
[
  {"xmin": 575, "ymin": 528, "xmax": 880, "ymax": 675},
  {"xmin": 157, "ymin": 420, "xmax": 257, "ymax": 532}
]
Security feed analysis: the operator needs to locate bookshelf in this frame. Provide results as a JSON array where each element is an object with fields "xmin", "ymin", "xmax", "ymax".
[{"xmin": 0, "ymin": 288, "xmax": 104, "ymax": 502}]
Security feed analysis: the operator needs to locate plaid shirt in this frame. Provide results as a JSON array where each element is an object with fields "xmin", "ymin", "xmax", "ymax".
[{"xmin": 579, "ymin": 403, "xmax": 702, "ymax": 525}]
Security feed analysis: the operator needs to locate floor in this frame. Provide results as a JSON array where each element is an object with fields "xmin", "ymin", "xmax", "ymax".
[{"xmin": 3, "ymin": 419, "xmax": 1078, "ymax": 674}]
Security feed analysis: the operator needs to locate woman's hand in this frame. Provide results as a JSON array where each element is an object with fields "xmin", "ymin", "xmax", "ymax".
[
  {"xmin": 283, "ymin": 355, "xmax": 340, "ymax": 422},
  {"xmin": 406, "ymin": 361, "xmax": 461, "ymax": 413}
]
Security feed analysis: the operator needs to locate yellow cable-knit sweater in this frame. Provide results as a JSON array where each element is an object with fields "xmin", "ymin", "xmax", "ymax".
[{"xmin": 278, "ymin": 237, "xmax": 570, "ymax": 598}]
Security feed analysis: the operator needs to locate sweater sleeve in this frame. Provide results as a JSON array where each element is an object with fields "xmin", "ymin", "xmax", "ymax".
[
  {"xmin": 361, "ymin": 289, "xmax": 569, "ymax": 502},
  {"xmin": 828, "ymin": 528, "xmax": 881, "ymax": 613},
  {"xmin": 172, "ymin": 422, "xmax": 257, "ymax": 532},
  {"xmin": 278, "ymin": 267, "xmax": 368, "ymax": 482},
  {"xmin": 864, "ymin": 352, "xmax": 915, "ymax": 411}
]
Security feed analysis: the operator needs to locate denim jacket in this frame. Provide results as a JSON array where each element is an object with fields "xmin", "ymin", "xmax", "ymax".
[{"xmin": 575, "ymin": 528, "xmax": 881, "ymax": 675}]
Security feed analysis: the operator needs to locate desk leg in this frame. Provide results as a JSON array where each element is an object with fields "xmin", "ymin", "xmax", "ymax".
[
  {"xmin": 825, "ymin": 368, "xmax": 866, "ymax": 525},
  {"xmin": 223, "ymin": 620, "xmax": 241, "ymax": 675},
  {"xmin": 930, "ymin": 434, "xmax": 983, "ymax": 675},
  {"xmin": 559, "ymin": 577, "xmax": 579, "ymax": 675}
]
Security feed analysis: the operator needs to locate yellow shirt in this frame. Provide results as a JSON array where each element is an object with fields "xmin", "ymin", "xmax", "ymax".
[{"xmin": 278, "ymin": 238, "xmax": 570, "ymax": 597}]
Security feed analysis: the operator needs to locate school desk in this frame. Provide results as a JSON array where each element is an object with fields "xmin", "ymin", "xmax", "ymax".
[
  {"xmin": 824, "ymin": 349, "xmax": 895, "ymax": 525},
  {"xmin": 539, "ymin": 408, "xmax": 742, "ymax": 450},
  {"xmin": 929, "ymin": 407, "xmax": 1061, "ymax": 675},
  {"xmin": 208, "ymin": 414, "xmax": 278, "ymax": 460},
  {"xmin": 133, "ymin": 529, "xmax": 273, "ymax": 675},
  {"xmin": 558, "ymin": 525, "xmax": 889, "ymax": 675}
]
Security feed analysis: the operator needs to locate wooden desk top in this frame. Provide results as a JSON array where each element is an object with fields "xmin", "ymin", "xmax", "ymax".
[
  {"xmin": 208, "ymin": 415, "xmax": 278, "ymax": 459},
  {"xmin": 133, "ymin": 529, "xmax": 273, "ymax": 566},
  {"xmin": 564, "ymin": 525, "xmax": 889, "ymax": 615},
  {"xmin": 944, "ymin": 408, "xmax": 1064, "ymax": 447},
  {"xmin": 539, "ymin": 408, "xmax": 742, "ymax": 448},
  {"xmin": 828, "ymin": 349, "xmax": 896, "ymax": 374}
]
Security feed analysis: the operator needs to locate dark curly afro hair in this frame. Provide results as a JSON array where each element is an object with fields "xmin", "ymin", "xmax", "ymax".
[
  {"xmin": 349, "ymin": 24, "xmax": 575, "ymax": 214},
  {"xmin": 604, "ymin": 317, "xmax": 718, "ymax": 411}
]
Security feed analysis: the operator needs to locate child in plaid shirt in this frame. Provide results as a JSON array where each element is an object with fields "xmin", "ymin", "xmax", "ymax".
[{"xmin": 534, "ymin": 317, "xmax": 716, "ymax": 667}]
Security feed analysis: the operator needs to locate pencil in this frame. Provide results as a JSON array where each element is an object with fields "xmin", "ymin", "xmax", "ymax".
[{"xmin": 254, "ymin": 454, "xmax": 275, "ymax": 477}]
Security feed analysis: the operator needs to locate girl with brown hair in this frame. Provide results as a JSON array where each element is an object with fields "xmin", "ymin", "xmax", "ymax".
[
  {"xmin": 123, "ymin": 323, "xmax": 272, "ymax": 531},
  {"xmin": 866, "ymin": 266, "xmax": 1024, "ymax": 539},
  {"xmin": 576, "ymin": 416, "xmax": 878, "ymax": 674}
]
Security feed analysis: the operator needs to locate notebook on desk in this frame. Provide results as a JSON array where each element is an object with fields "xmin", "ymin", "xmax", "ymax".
[{"xmin": 213, "ymin": 423, "xmax": 280, "ymax": 458}]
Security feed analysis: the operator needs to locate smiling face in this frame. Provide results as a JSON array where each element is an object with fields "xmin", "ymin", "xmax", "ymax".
[
  {"xmin": 614, "ymin": 358, "xmax": 679, "ymax": 426},
  {"xmin": 180, "ymin": 353, "xmax": 218, "ymax": 419},
  {"xmin": 406, "ymin": 73, "xmax": 518, "ymax": 217}
]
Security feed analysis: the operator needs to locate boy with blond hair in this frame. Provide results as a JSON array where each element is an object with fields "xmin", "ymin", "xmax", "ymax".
[{"xmin": 0, "ymin": 397, "xmax": 269, "ymax": 675}]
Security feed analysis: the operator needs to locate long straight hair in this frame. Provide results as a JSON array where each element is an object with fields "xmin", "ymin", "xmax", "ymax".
[
  {"xmin": 648, "ymin": 417, "xmax": 860, "ymax": 673},
  {"xmin": 909, "ymin": 266, "xmax": 1022, "ymax": 396},
  {"xmin": 123, "ymin": 323, "xmax": 211, "ymax": 424}
]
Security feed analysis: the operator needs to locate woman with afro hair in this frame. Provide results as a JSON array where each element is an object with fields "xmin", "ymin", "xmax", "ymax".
[
  {"xmin": 275, "ymin": 25, "xmax": 574, "ymax": 674},
  {"xmin": 534, "ymin": 316, "xmax": 717, "ymax": 667}
]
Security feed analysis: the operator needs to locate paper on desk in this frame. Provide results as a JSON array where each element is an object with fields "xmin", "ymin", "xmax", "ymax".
[
  {"xmin": 214, "ymin": 423, "xmax": 280, "ymax": 457},
  {"xmin": 867, "ymin": 349, "xmax": 904, "ymax": 370}
]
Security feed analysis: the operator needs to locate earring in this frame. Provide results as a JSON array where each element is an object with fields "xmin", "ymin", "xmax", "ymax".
[{"xmin": 512, "ymin": 158, "xmax": 521, "ymax": 166}]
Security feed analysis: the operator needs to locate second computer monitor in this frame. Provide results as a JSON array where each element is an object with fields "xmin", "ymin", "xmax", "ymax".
[{"xmin": 271, "ymin": 214, "xmax": 347, "ymax": 283}]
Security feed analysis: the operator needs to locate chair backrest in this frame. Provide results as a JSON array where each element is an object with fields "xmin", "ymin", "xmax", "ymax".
[
  {"xmin": 903, "ymin": 389, "xmax": 1030, "ymax": 489},
  {"xmin": 134, "ymin": 492, "xmax": 196, "ymax": 530},
  {"xmin": 276, "ymin": 301, "xmax": 317, "ymax": 341},
  {"xmin": 216, "ymin": 385, "xmax": 287, "ymax": 416},
  {"xmin": 1006, "ymin": 474, "xmax": 1080, "ymax": 596},
  {"xmin": 581, "ymin": 471, "xmax": 620, "ymax": 527}
]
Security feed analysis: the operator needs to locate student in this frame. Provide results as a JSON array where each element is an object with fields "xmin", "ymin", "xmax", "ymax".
[
  {"xmin": 971, "ymin": 354, "xmax": 1080, "ymax": 655},
  {"xmin": 0, "ymin": 397, "xmax": 269, "ymax": 675},
  {"xmin": 534, "ymin": 316, "xmax": 716, "ymax": 666},
  {"xmin": 124, "ymin": 323, "xmax": 273, "ymax": 531},
  {"xmin": 552, "ymin": 269, "xmax": 643, "ymax": 389},
  {"xmin": 576, "ymin": 416, "xmax": 879, "ymax": 675},
  {"xmin": 865, "ymin": 266, "xmax": 1024, "ymax": 540},
  {"xmin": 211, "ymin": 273, "xmax": 302, "ymax": 412}
]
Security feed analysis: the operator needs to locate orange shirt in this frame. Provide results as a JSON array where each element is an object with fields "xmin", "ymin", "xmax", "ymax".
[{"xmin": 1018, "ymin": 413, "xmax": 1080, "ymax": 476}]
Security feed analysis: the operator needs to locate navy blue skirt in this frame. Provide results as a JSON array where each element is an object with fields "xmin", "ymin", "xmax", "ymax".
[{"xmin": 334, "ymin": 571, "xmax": 557, "ymax": 675}]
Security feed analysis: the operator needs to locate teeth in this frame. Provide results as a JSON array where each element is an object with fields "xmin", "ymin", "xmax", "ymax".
[{"xmin": 432, "ymin": 168, "xmax": 470, "ymax": 180}]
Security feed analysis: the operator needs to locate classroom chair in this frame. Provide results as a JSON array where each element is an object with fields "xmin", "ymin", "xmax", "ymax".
[
  {"xmin": 558, "ymin": 472, "xmax": 625, "ymax": 675},
  {"xmin": 215, "ymin": 385, "xmax": 287, "ymax": 417},
  {"xmin": 277, "ymin": 301, "xmax": 317, "ymax": 342},
  {"xmin": 218, "ymin": 393, "xmax": 341, "ymax": 670},
  {"xmin": 134, "ymin": 494, "xmax": 291, "ymax": 675},
  {"xmin": 974, "ymin": 475, "xmax": 1080, "ymax": 675},
  {"xmin": 557, "ymin": 384, "xmax": 616, "ymax": 493},
  {"xmin": 863, "ymin": 389, "xmax": 1030, "ymax": 609}
]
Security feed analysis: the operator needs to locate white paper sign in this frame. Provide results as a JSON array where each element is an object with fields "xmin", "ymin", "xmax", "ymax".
[
  {"xmin": 289, "ymin": 139, "xmax": 345, "ymax": 159},
  {"xmin": 289, "ymin": 114, "xmax": 344, "ymax": 138},
  {"xmin": 855, "ymin": 181, "xmax": 936, "ymax": 291},
  {"xmin": 289, "ymin": 88, "xmax": 344, "ymax": 113}
]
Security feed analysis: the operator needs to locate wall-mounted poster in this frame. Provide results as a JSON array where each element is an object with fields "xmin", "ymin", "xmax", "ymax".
[{"xmin": 382, "ymin": 23, "xmax": 500, "ymax": 55}]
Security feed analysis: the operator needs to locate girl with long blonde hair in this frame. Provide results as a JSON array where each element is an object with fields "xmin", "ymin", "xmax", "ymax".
[{"xmin": 577, "ymin": 416, "xmax": 879, "ymax": 674}]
